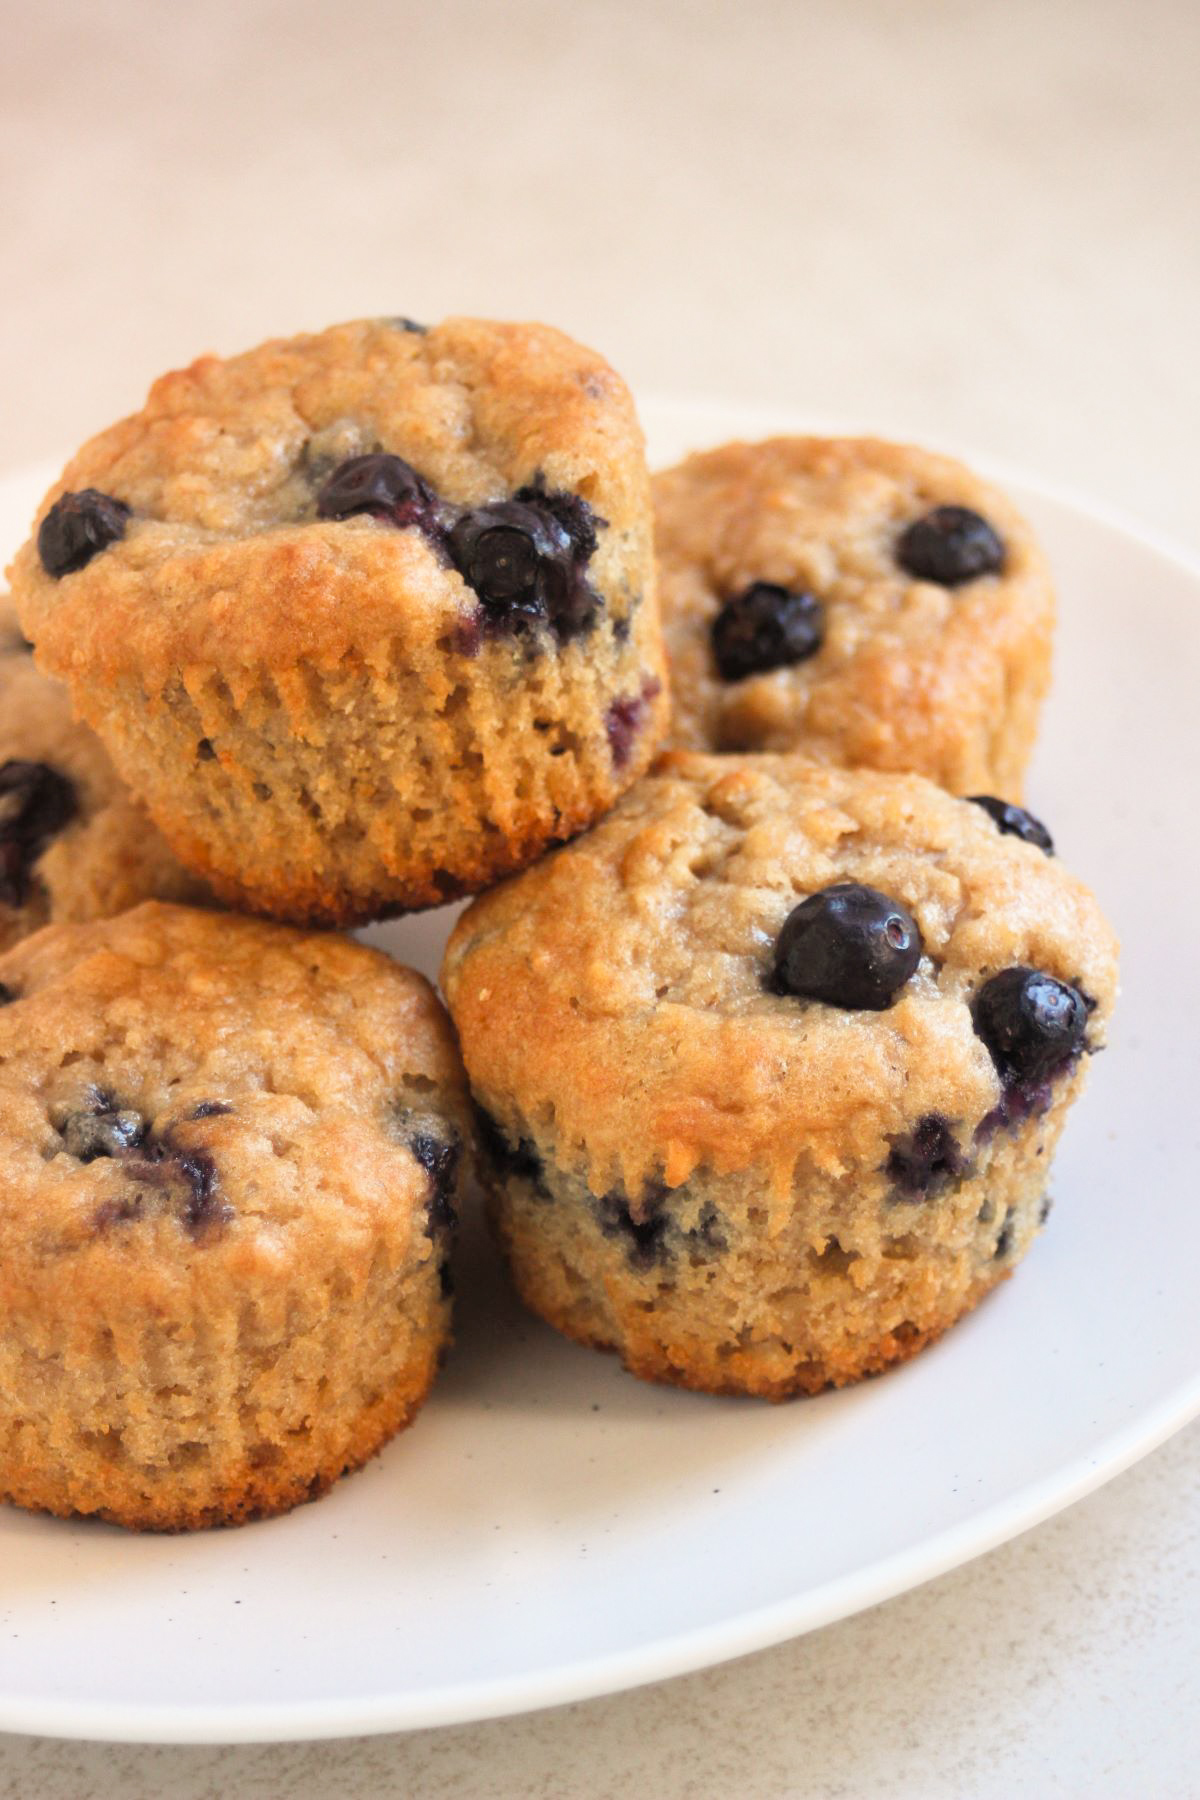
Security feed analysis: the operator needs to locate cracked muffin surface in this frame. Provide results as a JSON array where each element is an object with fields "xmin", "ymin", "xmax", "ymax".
[
  {"xmin": 0, "ymin": 901, "xmax": 471, "ymax": 1528},
  {"xmin": 0, "ymin": 595, "xmax": 209, "ymax": 950},
  {"xmin": 655, "ymin": 436, "xmax": 1053, "ymax": 798},
  {"xmin": 442, "ymin": 752, "xmax": 1118, "ymax": 1398},
  {"xmin": 8, "ymin": 317, "xmax": 666, "ymax": 923}
]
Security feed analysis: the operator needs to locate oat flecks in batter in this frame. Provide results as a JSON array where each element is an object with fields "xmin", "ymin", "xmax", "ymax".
[
  {"xmin": 7, "ymin": 319, "xmax": 668, "ymax": 924},
  {"xmin": 0, "ymin": 902, "xmax": 472, "ymax": 1530},
  {"xmin": 442, "ymin": 753, "xmax": 1118, "ymax": 1401},
  {"xmin": 654, "ymin": 436, "xmax": 1054, "ymax": 799}
]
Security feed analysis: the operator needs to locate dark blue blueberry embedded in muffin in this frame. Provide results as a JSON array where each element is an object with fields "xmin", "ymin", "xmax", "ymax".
[
  {"xmin": 772, "ymin": 882, "xmax": 922, "ymax": 1011},
  {"xmin": 0, "ymin": 761, "xmax": 78, "ymax": 907},
  {"xmin": 968, "ymin": 795, "xmax": 1054, "ymax": 853},
  {"xmin": 410, "ymin": 1130, "xmax": 462, "ymax": 1238},
  {"xmin": 590, "ymin": 1181, "xmax": 726, "ymax": 1271},
  {"xmin": 897, "ymin": 505, "xmax": 1005, "ymax": 587},
  {"xmin": 316, "ymin": 453, "xmax": 437, "ymax": 531},
  {"xmin": 972, "ymin": 966, "xmax": 1089, "ymax": 1088},
  {"xmin": 886, "ymin": 1114, "xmax": 969, "ymax": 1200},
  {"xmin": 447, "ymin": 487, "xmax": 603, "ymax": 640},
  {"xmin": 711, "ymin": 582, "xmax": 824, "ymax": 682},
  {"xmin": 61, "ymin": 1098, "xmax": 147, "ymax": 1163},
  {"xmin": 37, "ymin": 491, "xmax": 131, "ymax": 578}
]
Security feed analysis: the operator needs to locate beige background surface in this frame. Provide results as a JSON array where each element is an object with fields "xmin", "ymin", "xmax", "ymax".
[{"xmin": 2, "ymin": 0, "xmax": 1198, "ymax": 1793}]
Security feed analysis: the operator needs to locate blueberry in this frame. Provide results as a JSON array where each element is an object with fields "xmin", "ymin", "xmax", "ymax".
[
  {"xmin": 0, "ymin": 761, "xmax": 78, "ymax": 908},
  {"xmin": 37, "ymin": 489, "xmax": 131, "ymax": 578},
  {"xmin": 897, "ymin": 506, "xmax": 1005, "ymax": 586},
  {"xmin": 74, "ymin": 1102, "xmax": 232, "ymax": 1236},
  {"xmin": 316, "ymin": 453, "xmax": 435, "ymax": 528},
  {"xmin": 120, "ymin": 1143, "xmax": 231, "ymax": 1237},
  {"xmin": 411, "ymin": 1131, "xmax": 460, "ymax": 1236},
  {"xmin": 189, "ymin": 1100, "xmax": 233, "ymax": 1120},
  {"xmin": 606, "ymin": 677, "xmax": 662, "ymax": 769},
  {"xmin": 593, "ymin": 1182, "xmax": 724, "ymax": 1270},
  {"xmin": 993, "ymin": 1211, "xmax": 1015, "ymax": 1259},
  {"xmin": 972, "ymin": 967, "xmax": 1089, "ymax": 1086},
  {"xmin": 593, "ymin": 1186, "xmax": 671, "ymax": 1271},
  {"xmin": 772, "ymin": 883, "xmax": 922, "ymax": 1011},
  {"xmin": 710, "ymin": 583, "xmax": 824, "ymax": 682},
  {"xmin": 62, "ymin": 1104, "xmax": 147, "ymax": 1163},
  {"xmin": 475, "ymin": 1107, "xmax": 546, "ymax": 1189},
  {"xmin": 175, "ymin": 1150, "xmax": 227, "ymax": 1235},
  {"xmin": 385, "ymin": 317, "xmax": 428, "ymax": 333},
  {"xmin": 968, "ymin": 795, "xmax": 1054, "ymax": 853},
  {"xmin": 514, "ymin": 483, "xmax": 600, "ymax": 562},
  {"xmin": 886, "ymin": 1113, "xmax": 968, "ymax": 1200},
  {"xmin": 447, "ymin": 490, "xmax": 601, "ymax": 638}
]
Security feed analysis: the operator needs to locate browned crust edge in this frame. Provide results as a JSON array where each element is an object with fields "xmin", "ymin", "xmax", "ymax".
[
  {"xmin": 491, "ymin": 1200, "xmax": 1010, "ymax": 1402},
  {"xmin": 0, "ymin": 1346, "xmax": 444, "ymax": 1533},
  {"xmin": 174, "ymin": 769, "xmax": 663, "ymax": 927}
]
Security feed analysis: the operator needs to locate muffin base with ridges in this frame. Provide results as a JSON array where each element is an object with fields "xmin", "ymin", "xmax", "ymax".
[
  {"xmin": 0, "ymin": 902, "xmax": 471, "ymax": 1529},
  {"xmin": 0, "ymin": 1258, "xmax": 446, "ymax": 1532},
  {"xmin": 96, "ymin": 610, "xmax": 666, "ymax": 924},
  {"xmin": 443, "ymin": 753, "xmax": 1118, "ymax": 1402},
  {"xmin": 9, "ymin": 316, "xmax": 666, "ymax": 925},
  {"xmin": 481, "ymin": 1086, "xmax": 1068, "ymax": 1400}
]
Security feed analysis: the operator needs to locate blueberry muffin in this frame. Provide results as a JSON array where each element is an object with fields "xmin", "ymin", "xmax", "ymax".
[
  {"xmin": 442, "ymin": 753, "xmax": 1117, "ymax": 1399},
  {"xmin": 8, "ymin": 317, "xmax": 666, "ymax": 925},
  {"xmin": 655, "ymin": 437, "xmax": 1054, "ymax": 798},
  {"xmin": 0, "ymin": 594, "xmax": 211, "ymax": 951},
  {"xmin": 0, "ymin": 902, "xmax": 470, "ymax": 1528}
]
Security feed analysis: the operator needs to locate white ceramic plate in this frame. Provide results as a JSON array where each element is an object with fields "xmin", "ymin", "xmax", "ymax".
[{"xmin": 0, "ymin": 402, "xmax": 1197, "ymax": 1746}]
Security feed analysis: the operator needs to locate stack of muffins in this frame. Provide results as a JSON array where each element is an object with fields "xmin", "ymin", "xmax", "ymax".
[{"xmin": 0, "ymin": 316, "xmax": 1117, "ymax": 1530}]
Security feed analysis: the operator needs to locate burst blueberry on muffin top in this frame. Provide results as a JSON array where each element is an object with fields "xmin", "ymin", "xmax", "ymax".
[
  {"xmin": 7, "ymin": 317, "xmax": 667, "ymax": 923},
  {"xmin": 443, "ymin": 753, "xmax": 1117, "ymax": 1399}
]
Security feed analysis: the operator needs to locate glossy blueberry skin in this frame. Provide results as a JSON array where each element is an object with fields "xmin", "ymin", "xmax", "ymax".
[
  {"xmin": 316, "ymin": 453, "xmax": 436, "ymax": 527},
  {"xmin": 62, "ymin": 1106, "xmax": 147, "ymax": 1163},
  {"xmin": 0, "ymin": 760, "xmax": 78, "ymax": 907},
  {"xmin": 448, "ymin": 493, "xmax": 599, "ymax": 637},
  {"xmin": 710, "ymin": 582, "xmax": 825, "ymax": 682},
  {"xmin": 886, "ymin": 1113, "xmax": 968, "ymax": 1200},
  {"xmin": 968, "ymin": 795, "xmax": 1054, "ymax": 854},
  {"xmin": 896, "ymin": 506, "xmax": 1005, "ymax": 586},
  {"xmin": 772, "ymin": 882, "xmax": 923, "ymax": 1011},
  {"xmin": 411, "ymin": 1131, "xmax": 461, "ymax": 1237},
  {"xmin": 37, "ymin": 490, "xmax": 131, "ymax": 578},
  {"xmin": 972, "ymin": 967, "xmax": 1089, "ymax": 1086}
]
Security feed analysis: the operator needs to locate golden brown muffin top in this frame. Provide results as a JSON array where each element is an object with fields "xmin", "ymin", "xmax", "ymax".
[
  {"xmin": 442, "ymin": 753, "xmax": 1118, "ymax": 1205},
  {"xmin": 9, "ymin": 317, "xmax": 651, "ymax": 682},
  {"xmin": 654, "ymin": 436, "xmax": 1054, "ymax": 784},
  {"xmin": 0, "ymin": 903, "xmax": 469, "ymax": 1313}
]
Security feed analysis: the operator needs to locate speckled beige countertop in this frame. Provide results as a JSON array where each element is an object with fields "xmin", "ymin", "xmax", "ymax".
[{"xmin": 2, "ymin": 1, "xmax": 1198, "ymax": 1793}]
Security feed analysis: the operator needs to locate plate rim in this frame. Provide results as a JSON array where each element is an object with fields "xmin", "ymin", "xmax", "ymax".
[{"xmin": 1, "ymin": 413, "xmax": 1198, "ymax": 1744}]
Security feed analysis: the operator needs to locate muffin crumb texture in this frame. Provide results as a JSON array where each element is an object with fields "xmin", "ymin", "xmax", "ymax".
[
  {"xmin": 655, "ymin": 437, "xmax": 1054, "ymax": 799},
  {"xmin": 0, "ymin": 902, "xmax": 471, "ymax": 1528},
  {"xmin": 8, "ymin": 317, "xmax": 667, "ymax": 923},
  {"xmin": 443, "ymin": 753, "xmax": 1118, "ymax": 1398}
]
